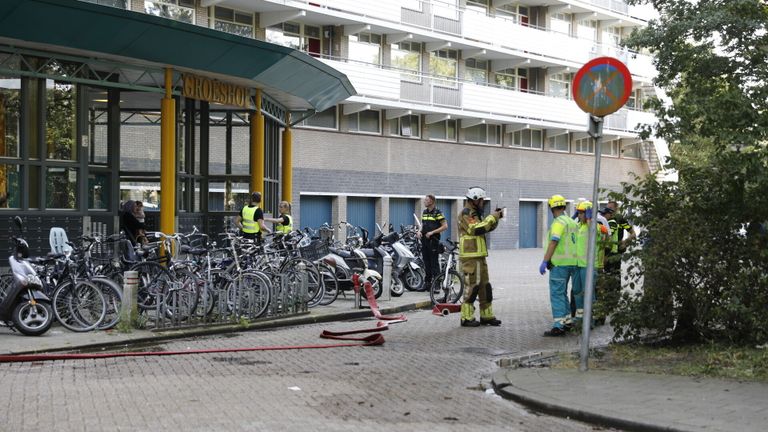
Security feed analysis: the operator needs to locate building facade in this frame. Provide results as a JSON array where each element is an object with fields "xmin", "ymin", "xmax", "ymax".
[{"xmin": 36, "ymin": 0, "xmax": 663, "ymax": 249}]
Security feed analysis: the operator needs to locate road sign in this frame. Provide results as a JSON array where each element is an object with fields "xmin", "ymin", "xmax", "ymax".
[{"xmin": 572, "ymin": 57, "xmax": 632, "ymax": 117}]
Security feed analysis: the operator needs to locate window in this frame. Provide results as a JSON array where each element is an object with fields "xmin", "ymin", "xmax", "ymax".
[
  {"xmin": 82, "ymin": 0, "xmax": 127, "ymax": 8},
  {"xmin": 300, "ymin": 106, "xmax": 337, "ymax": 130},
  {"xmin": 467, "ymin": 0, "xmax": 489, "ymax": 13},
  {"xmin": 550, "ymin": 12, "xmax": 571, "ymax": 35},
  {"xmin": 510, "ymin": 128, "xmax": 543, "ymax": 149},
  {"xmin": 464, "ymin": 123, "xmax": 501, "ymax": 145},
  {"xmin": 602, "ymin": 139, "xmax": 621, "ymax": 157},
  {"xmin": 46, "ymin": 80, "xmax": 77, "ymax": 161},
  {"xmin": 427, "ymin": 119, "xmax": 457, "ymax": 141},
  {"xmin": 347, "ymin": 110, "xmax": 380, "ymax": 134},
  {"xmin": 464, "ymin": 58, "xmax": 488, "ymax": 83},
  {"xmin": 497, "ymin": 4, "xmax": 529, "ymax": 26},
  {"xmin": 349, "ymin": 33, "xmax": 382, "ymax": 64},
  {"xmin": 0, "ymin": 77, "xmax": 21, "ymax": 158},
  {"xmin": 214, "ymin": 7, "xmax": 254, "ymax": 38},
  {"xmin": 604, "ymin": 26, "xmax": 621, "ymax": 47},
  {"xmin": 46, "ymin": 167, "xmax": 77, "ymax": 209},
  {"xmin": 496, "ymin": 68, "xmax": 528, "ymax": 91},
  {"xmin": 266, "ymin": 22, "xmax": 301, "ymax": 50},
  {"xmin": 389, "ymin": 115, "xmax": 420, "ymax": 138},
  {"xmin": 577, "ymin": 19, "xmax": 597, "ymax": 42},
  {"xmin": 622, "ymin": 141, "xmax": 642, "ymax": 159},
  {"xmin": 549, "ymin": 73, "xmax": 572, "ymax": 99},
  {"xmin": 391, "ymin": 42, "xmax": 421, "ymax": 81},
  {"xmin": 0, "ymin": 164, "xmax": 20, "ymax": 208},
  {"xmin": 429, "ymin": 50, "xmax": 458, "ymax": 82},
  {"xmin": 574, "ymin": 137, "xmax": 594, "ymax": 154},
  {"xmin": 548, "ymin": 133, "xmax": 570, "ymax": 152},
  {"xmin": 145, "ymin": 0, "xmax": 195, "ymax": 24}
]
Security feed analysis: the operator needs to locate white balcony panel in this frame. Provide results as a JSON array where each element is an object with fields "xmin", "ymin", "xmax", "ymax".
[
  {"xmin": 626, "ymin": 109, "xmax": 656, "ymax": 132},
  {"xmin": 309, "ymin": 0, "xmax": 400, "ymax": 22},
  {"xmin": 463, "ymin": 12, "xmax": 593, "ymax": 64},
  {"xmin": 463, "ymin": 83, "xmax": 584, "ymax": 126},
  {"xmin": 628, "ymin": 3, "xmax": 658, "ymax": 22},
  {"xmin": 627, "ymin": 53, "xmax": 656, "ymax": 81},
  {"xmin": 319, "ymin": 60, "xmax": 400, "ymax": 100}
]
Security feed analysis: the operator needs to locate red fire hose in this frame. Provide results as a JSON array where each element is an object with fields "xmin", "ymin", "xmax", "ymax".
[{"xmin": 0, "ymin": 279, "xmax": 406, "ymax": 364}]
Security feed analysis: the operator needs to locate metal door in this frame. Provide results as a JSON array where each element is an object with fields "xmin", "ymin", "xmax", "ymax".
[
  {"xmin": 519, "ymin": 201, "xmax": 538, "ymax": 248},
  {"xmin": 299, "ymin": 195, "xmax": 332, "ymax": 230}
]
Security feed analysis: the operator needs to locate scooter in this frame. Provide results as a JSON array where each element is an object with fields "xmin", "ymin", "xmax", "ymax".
[
  {"xmin": 379, "ymin": 228, "xmax": 425, "ymax": 292},
  {"xmin": 0, "ymin": 216, "xmax": 54, "ymax": 336}
]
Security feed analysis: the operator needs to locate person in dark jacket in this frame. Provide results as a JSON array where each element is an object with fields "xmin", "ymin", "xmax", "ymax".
[{"xmin": 121, "ymin": 200, "xmax": 147, "ymax": 245}]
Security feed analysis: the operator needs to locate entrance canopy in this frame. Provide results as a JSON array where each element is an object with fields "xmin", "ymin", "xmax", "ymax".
[{"xmin": 0, "ymin": 0, "xmax": 355, "ymax": 112}]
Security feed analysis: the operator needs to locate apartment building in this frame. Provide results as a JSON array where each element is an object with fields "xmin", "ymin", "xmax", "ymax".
[{"xmin": 91, "ymin": 0, "xmax": 664, "ymax": 248}]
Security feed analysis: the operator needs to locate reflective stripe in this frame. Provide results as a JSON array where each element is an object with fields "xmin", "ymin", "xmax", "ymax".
[
  {"xmin": 276, "ymin": 214, "xmax": 293, "ymax": 233},
  {"xmin": 459, "ymin": 213, "xmax": 497, "ymax": 259},
  {"xmin": 241, "ymin": 206, "xmax": 260, "ymax": 234}
]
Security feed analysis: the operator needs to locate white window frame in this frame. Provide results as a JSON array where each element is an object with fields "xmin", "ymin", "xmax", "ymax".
[
  {"xmin": 347, "ymin": 109, "xmax": 381, "ymax": 135},
  {"xmin": 601, "ymin": 139, "xmax": 621, "ymax": 157},
  {"xmin": 426, "ymin": 119, "xmax": 457, "ymax": 142},
  {"xmin": 547, "ymin": 133, "xmax": 570, "ymax": 152},
  {"xmin": 603, "ymin": 26, "xmax": 622, "ymax": 48},
  {"xmin": 348, "ymin": 32, "xmax": 382, "ymax": 65},
  {"xmin": 549, "ymin": 72, "xmax": 572, "ymax": 99},
  {"xmin": 510, "ymin": 128, "xmax": 543, "ymax": 150},
  {"xmin": 464, "ymin": 58, "xmax": 488, "ymax": 83},
  {"xmin": 578, "ymin": 19, "xmax": 598, "ymax": 42},
  {"xmin": 550, "ymin": 12, "xmax": 572, "ymax": 35},
  {"xmin": 298, "ymin": 106, "xmax": 338, "ymax": 130},
  {"xmin": 145, "ymin": 0, "xmax": 195, "ymax": 24},
  {"xmin": 496, "ymin": 68, "xmax": 528, "ymax": 91},
  {"xmin": 391, "ymin": 41, "xmax": 422, "ymax": 82},
  {"xmin": 574, "ymin": 137, "xmax": 595, "ymax": 154},
  {"xmin": 622, "ymin": 141, "xmax": 642, "ymax": 159},
  {"xmin": 389, "ymin": 115, "xmax": 421, "ymax": 138},
  {"xmin": 463, "ymin": 123, "xmax": 501, "ymax": 145},
  {"xmin": 213, "ymin": 6, "xmax": 254, "ymax": 38}
]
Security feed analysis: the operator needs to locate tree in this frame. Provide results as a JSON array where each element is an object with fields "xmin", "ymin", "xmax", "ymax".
[{"xmin": 609, "ymin": 1, "xmax": 768, "ymax": 344}]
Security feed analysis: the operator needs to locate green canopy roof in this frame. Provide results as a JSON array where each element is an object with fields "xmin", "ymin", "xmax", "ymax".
[{"xmin": 0, "ymin": 0, "xmax": 355, "ymax": 111}]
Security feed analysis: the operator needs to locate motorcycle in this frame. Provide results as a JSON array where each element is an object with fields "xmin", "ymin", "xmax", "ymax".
[{"xmin": 0, "ymin": 216, "xmax": 54, "ymax": 336}]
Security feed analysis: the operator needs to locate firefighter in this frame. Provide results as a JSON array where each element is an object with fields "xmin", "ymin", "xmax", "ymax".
[
  {"xmin": 458, "ymin": 186, "xmax": 503, "ymax": 327},
  {"xmin": 539, "ymin": 194, "xmax": 578, "ymax": 336}
]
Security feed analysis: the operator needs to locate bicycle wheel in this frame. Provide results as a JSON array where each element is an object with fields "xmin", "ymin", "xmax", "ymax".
[
  {"xmin": 52, "ymin": 280, "xmax": 107, "ymax": 332},
  {"xmin": 226, "ymin": 271, "xmax": 271, "ymax": 319},
  {"xmin": 430, "ymin": 270, "xmax": 464, "ymax": 305},
  {"xmin": 91, "ymin": 277, "xmax": 124, "ymax": 330},
  {"xmin": 317, "ymin": 262, "xmax": 339, "ymax": 306},
  {"xmin": 129, "ymin": 261, "xmax": 173, "ymax": 311},
  {"xmin": 164, "ymin": 268, "xmax": 200, "ymax": 321},
  {"xmin": 280, "ymin": 258, "xmax": 323, "ymax": 307}
]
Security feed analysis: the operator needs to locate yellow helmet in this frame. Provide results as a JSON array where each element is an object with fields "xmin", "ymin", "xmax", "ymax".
[
  {"xmin": 576, "ymin": 201, "xmax": 593, "ymax": 212},
  {"xmin": 548, "ymin": 194, "xmax": 566, "ymax": 209}
]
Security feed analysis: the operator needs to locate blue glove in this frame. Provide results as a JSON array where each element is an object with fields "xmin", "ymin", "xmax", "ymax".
[
  {"xmin": 585, "ymin": 208, "xmax": 593, "ymax": 219},
  {"xmin": 539, "ymin": 261, "xmax": 549, "ymax": 275}
]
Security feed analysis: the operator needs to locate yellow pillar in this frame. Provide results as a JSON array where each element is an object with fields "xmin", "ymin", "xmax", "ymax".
[
  {"xmin": 281, "ymin": 113, "xmax": 292, "ymax": 203},
  {"xmin": 250, "ymin": 89, "xmax": 265, "ymax": 194},
  {"xmin": 160, "ymin": 68, "xmax": 176, "ymax": 234}
]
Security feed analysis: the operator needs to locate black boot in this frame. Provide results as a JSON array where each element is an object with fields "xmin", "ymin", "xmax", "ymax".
[{"xmin": 480, "ymin": 317, "xmax": 502, "ymax": 326}]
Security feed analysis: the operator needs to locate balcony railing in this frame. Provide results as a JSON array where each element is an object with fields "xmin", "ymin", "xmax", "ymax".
[
  {"xmin": 283, "ymin": 0, "xmax": 655, "ymax": 79},
  {"xmin": 319, "ymin": 56, "xmax": 652, "ymax": 133}
]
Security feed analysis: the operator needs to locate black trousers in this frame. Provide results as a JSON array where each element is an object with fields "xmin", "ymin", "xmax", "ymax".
[{"xmin": 421, "ymin": 236, "xmax": 441, "ymax": 284}]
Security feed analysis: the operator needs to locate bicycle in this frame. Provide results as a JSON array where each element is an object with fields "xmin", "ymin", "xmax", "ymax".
[{"xmin": 429, "ymin": 239, "xmax": 464, "ymax": 305}]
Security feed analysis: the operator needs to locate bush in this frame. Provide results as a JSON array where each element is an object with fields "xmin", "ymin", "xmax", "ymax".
[{"xmin": 610, "ymin": 153, "xmax": 768, "ymax": 345}]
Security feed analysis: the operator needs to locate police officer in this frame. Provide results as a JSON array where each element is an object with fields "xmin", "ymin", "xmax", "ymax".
[
  {"xmin": 235, "ymin": 192, "xmax": 269, "ymax": 241},
  {"xmin": 265, "ymin": 201, "xmax": 293, "ymax": 234},
  {"xmin": 418, "ymin": 194, "xmax": 448, "ymax": 290},
  {"xmin": 539, "ymin": 194, "xmax": 578, "ymax": 336},
  {"xmin": 459, "ymin": 187, "xmax": 503, "ymax": 327}
]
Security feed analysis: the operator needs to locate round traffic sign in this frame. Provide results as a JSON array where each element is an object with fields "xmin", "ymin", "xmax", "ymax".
[{"xmin": 572, "ymin": 57, "xmax": 632, "ymax": 117}]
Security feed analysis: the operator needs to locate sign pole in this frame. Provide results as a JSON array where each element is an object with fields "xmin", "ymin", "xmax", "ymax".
[
  {"xmin": 571, "ymin": 57, "xmax": 632, "ymax": 372},
  {"xmin": 579, "ymin": 115, "xmax": 603, "ymax": 372}
]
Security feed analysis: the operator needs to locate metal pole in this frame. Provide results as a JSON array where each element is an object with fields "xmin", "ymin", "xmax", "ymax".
[
  {"xmin": 120, "ymin": 270, "xmax": 138, "ymax": 330},
  {"xmin": 580, "ymin": 115, "xmax": 603, "ymax": 372}
]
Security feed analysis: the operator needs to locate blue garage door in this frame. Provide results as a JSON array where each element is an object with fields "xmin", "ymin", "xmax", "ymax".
[
  {"xmin": 347, "ymin": 197, "xmax": 376, "ymax": 240},
  {"xmin": 299, "ymin": 195, "xmax": 332, "ymax": 230},
  {"xmin": 389, "ymin": 198, "xmax": 415, "ymax": 232},
  {"xmin": 436, "ymin": 199, "xmax": 453, "ymax": 241},
  {"xmin": 519, "ymin": 201, "xmax": 538, "ymax": 248}
]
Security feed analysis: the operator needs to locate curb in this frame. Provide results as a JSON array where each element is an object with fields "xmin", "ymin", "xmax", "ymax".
[
  {"xmin": 491, "ymin": 369, "xmax": 689, "ymax": 432},
  {"xmin": 9, "ymin": 300, "xmax": 434, "ymax": 356}
]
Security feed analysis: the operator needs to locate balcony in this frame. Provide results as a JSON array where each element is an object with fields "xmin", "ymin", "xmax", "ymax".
[{"xmin": 320, "ymin": 57, "xmax": 653, "ymax": 134}]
